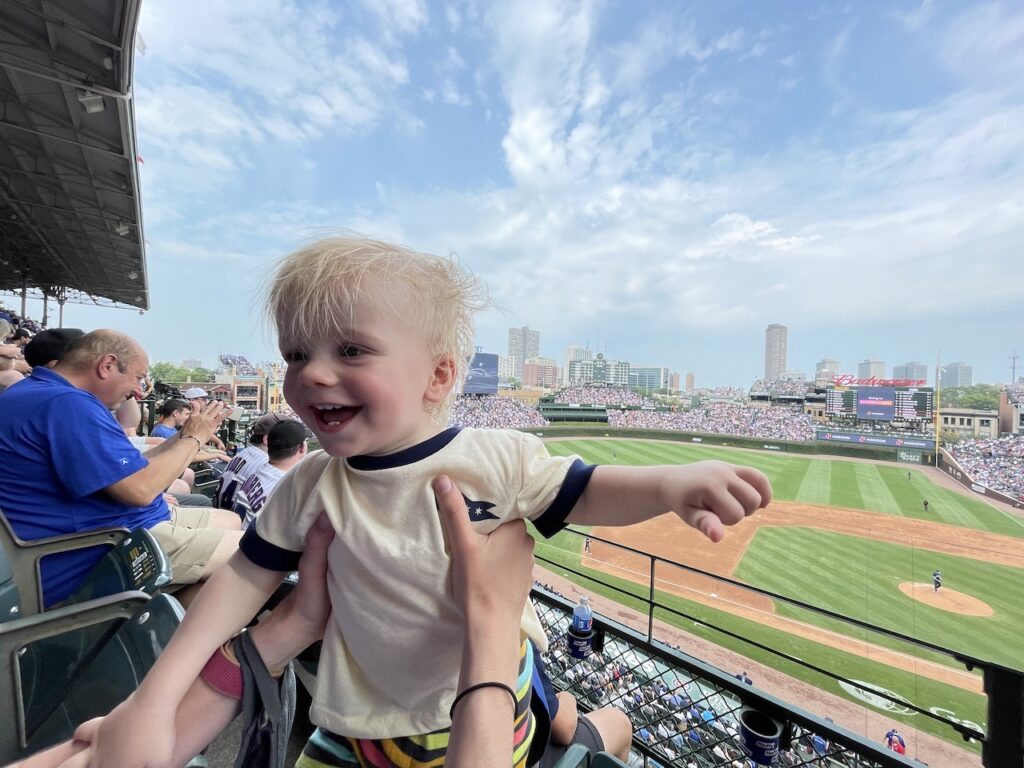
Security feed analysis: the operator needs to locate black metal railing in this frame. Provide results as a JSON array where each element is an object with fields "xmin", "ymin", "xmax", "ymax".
[{"xmin": 532, "ymin": 527, "xmax": 1024, "ymax": 768}]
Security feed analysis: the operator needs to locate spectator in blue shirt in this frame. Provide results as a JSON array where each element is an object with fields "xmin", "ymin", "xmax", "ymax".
[
  {"xmin": 0, "ymin": 329, "xmax": 241, "ymax": 605},
  {"xmin": 152, "ymin": 398, "xmax": 191, "ymax": 438}
]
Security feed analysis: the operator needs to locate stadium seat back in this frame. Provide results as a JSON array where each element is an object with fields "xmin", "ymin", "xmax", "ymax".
[
  {"xmin": 18, "ymin": 592, "xmax": 184, "ymax": 755},
  {"xmin": 0, "ymin": 506, "xmax": 129, "ymax": 616},
  {"xmin": 590, "ymin": 754, "xmax": 629, "ymax": 768},
  {"xmin": 550, "ymin": 743, "xmax": 591, "ymax": 767},
  {"xmin": 60, "ymin": 527, "xmax": 172, "ymax": 604},
  {"xmin": 0, "ymin": 544, "xmax": 21, "ymax": 623}
]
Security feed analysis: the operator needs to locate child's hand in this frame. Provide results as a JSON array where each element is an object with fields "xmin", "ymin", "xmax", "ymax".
[
  {"xmin": 661, "ymin": 461, "xmax": 771, "ymax": 542},
  {"xmin": 64, "ymin": 695, "xmax": 176, "ymax": 768}
]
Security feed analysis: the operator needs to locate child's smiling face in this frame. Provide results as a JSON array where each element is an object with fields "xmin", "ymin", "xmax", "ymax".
[{"xmin": 281, "ymin": 294, "xmax": 453, "ymax": 457}]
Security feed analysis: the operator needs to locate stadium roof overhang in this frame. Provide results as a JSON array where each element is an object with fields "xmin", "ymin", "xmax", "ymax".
[{"xmin": 0, "ymin": 0, "xmax": 148, "ymax": 311}]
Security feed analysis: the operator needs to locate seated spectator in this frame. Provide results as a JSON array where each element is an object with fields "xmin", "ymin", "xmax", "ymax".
[
  {"xmin": 184, "ymin": 387, "xmax": 227, "ymax": 451},
  {"xmin": 215, "ymin": 413, "xmax": 284, "ymax": 509},
  {"xmin": 153, "ymin": 398, "xmax": 191, "ymax": 438},
  {"xmin": 0, "ymin": 329, "xmax": 242, "ymax": 607},
  {"xmin": 234, "ymin": 420, "xmax": 311, "ymax": 526},
  {"xmin": 23, "ymin": 328, "xmax": 85, "ymax": 370}
]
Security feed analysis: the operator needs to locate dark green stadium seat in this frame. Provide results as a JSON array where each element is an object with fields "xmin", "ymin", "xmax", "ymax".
[
  {"xmin": 550, "ymin": 743, "xmax": 591, "ymax": 767},
  {"xmin": 0, "ymin": 506, "xmax": 129, "ymax": 616},
  {"xmin": 590, "ymin": 753, "xmax": 630, "ymax": 767},
  {"xmin": 0, "ymin": 527, "xmax": 182, "ymax": 763}
]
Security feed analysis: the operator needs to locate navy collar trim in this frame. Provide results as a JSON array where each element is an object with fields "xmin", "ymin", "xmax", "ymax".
[{"xmin": 347, "ymin": 427, "xmax": 461, "ymax": 471}]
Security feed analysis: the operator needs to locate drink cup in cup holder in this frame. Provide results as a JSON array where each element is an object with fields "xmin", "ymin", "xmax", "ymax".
[{"xmin": 739, "ymin": 707, "xmax": 783, "ymax": 765}]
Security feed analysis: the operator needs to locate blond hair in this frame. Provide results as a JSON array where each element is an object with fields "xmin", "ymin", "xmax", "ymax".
[{"xmin": 265, "ymin": 236, "xmax": 489, "ymax": 420}]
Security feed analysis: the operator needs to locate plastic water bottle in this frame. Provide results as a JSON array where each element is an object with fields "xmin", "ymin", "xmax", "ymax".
[
  {"xmin": 568, "ymin": 596, "xmax": 594, "ymax": 659},
  {"xmin": 572, "ymin": 596, "xmax": 593, "ymax": 633}
]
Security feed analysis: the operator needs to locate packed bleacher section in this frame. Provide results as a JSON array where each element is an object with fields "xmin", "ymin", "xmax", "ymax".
[
  {"xmin": 1007, "ymin": 383, "xmax": 1024, "ymax": 406},
  {"xmin": 554, "ymin": 386, "xmax": 659, "ymax": 408},
  {"xmin": 948, "ymin": 436, "xmax": 1024, "ymax": 502},
  {"xmin": 0, "ymin": 304, "xmax": 43, "ymax": 333},
  {"xmin": 218, "ymin": 353, "xmax": 258, "ymax": 377},
  {"xmin": 748, "ymin": 378, "xmax": 813, "ymax": 397},
  {"xmin": 448, "ymin": 394, "xmax": 548, "ymax": 428},
  {"xmin": 610, "ymin": 402, "xmax": 815, "ymax": 442},
  {"xmin": 696, "ymin": 386, "xmax": 747, "ymax": 401},
  {"xmin": 534, "ymin": 584, "xmax": 864, "ymax": 767}
]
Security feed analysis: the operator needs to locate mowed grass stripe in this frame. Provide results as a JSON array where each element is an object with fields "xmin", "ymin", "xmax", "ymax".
[
  {"xmin": 535, "ymin": 527, "xmax": 985, "ymax": 751},
  {"xmin": 544, "ymin": 438, "xmax": 1024, "ymax": 538},
  {"xmin": 736, "ymin": 527, "xmax": 1024, "ymax": 668},
  {"xmin": 851, "ymin": 463, "xmax": 900, "ymax": 516}
]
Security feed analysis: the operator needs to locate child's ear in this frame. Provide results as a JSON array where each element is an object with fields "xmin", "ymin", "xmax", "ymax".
[{"xmin": 425, "ymin": 355, "xmax": 458, "ymax": 405}]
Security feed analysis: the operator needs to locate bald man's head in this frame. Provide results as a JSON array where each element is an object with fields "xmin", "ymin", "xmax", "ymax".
[
  {"xmin": 55, "ymin": 329, "xmax": 150, "ymax": 409},
  {"xmin": 59, "ymin": 329, "xmax": 145, "ymax": 373}
]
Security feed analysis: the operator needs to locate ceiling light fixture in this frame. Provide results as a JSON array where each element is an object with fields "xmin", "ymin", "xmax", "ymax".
[
  {"xmin": 76, "ymin": 90, "xmax": 105, "ymax": 114},
  {"xmin": 114, "ymin": 222, "xmax": 130, "ymax": 237}
]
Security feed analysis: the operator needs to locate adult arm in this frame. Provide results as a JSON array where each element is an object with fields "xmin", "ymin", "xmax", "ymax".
[
  {"xmin": 9, "ymin": 517, "xmax": 335, "ymax": 768},
  {"xmin": 566, "ymin": 461, "xmax": 772, "ymax": 542},
  {"xmin": 435, "ymin": 475, "xmax": 536, "ymax": 768},
  {"xmin": 68, "ymin": 553, "xmax": 286, "ymax": 768},
  {"xmin": 104, "ymin": 402, "xmax": 228, "ymax": 507}
]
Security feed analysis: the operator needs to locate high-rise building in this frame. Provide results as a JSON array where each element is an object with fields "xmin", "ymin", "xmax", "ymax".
[
  {"xmin": 568, "ymin": 353, "xmax": 629, "ymax": 386},
  {"xmin": 815, "ymin": 358, "xmax": 840, "ymax": 379},
  {"xmin": 764, "ymin": 324, "xmax": 788, "ymax": 380},
  {"xmin": 498, "ymin": 355, "xmax": 516, "ymax": 382},
  {"xmin": 507, "ymin": 326, "xmax": 540, "ymax": 378},
  {"xmin": 562, "ymin": 344, "xmax": 592, "ymax": 385},
  {"xmin": 685, "ymin": 372, "xmax": 695, "ymax": 393},
  {"xmin": 941, "ymin": 362, "xmax": 973, "ymax": 388},
  {"xmin": 669, "ymin": 372, "xmax": 680, "ymax": 392},
  {"xmin": 522, "ymin": 357, "xmax": 559, "ymax": 388},
  {"xmin": 629, "ymin": 365, "xmax": 671, "ymax": 391},
  {"xmin": 857, "ymin": 359, "xmax": 886, "ymax": 379},
  {"xmin": 893, "ymin": 362, "xmax": 928, "ymax": 382}
]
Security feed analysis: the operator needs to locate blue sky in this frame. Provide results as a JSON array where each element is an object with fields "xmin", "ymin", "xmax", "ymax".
[{"xmin": 20, "ymin": 0, "xmax": 1024, "ymax": 386}]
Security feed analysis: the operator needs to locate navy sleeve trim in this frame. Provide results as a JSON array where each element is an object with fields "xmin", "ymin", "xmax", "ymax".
[
  {"xmin": 532, "ymin": 459, "xmax": 596, "ymax": 538},
  {"xmin": 239, "ymin": 526, "xmax": 302, "ymax": 571}
]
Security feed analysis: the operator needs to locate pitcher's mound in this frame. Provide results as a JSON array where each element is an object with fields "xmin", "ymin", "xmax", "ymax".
[{"xmin": 899, "ymin": 582, "xmax": 993, "ymax": 617}]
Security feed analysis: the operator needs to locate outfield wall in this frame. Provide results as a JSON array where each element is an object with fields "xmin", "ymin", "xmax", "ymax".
[
  {"xmin": 938, "ymin": 448, "xmax": 1024, "ymax": 510},
  {"xmin": 521, "ymin": 424, "xmax": 937, "ymax": 464}
]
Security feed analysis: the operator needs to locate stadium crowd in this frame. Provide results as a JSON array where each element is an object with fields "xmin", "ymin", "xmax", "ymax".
[
  {"xmin": 218, "ymin": 353, "xmax": 258, "ymax": 377},
  {"xmin": 748, "ymin": 378, "xmax": 813, "ymax": 398},
  {"xmin": 554, "ymin": 386, "xmax": 659, "ymax": 408},
  {"xmin": 948, "ymin": 435, "xmax": 1024, "ymax": 501},
  {"xmin": 1007, "ymin": 383, "xmax": 1024, "ymax": 406},
  {"xmin": 448, "ymin": 394, "xmax": 549, "ymax": 429},
  {"xmin": 696, "ymin": 386, "xmax": 747, "ymax": 401},
  {"xmin": 534, "ymin": 590, "xmax": 853, "ymax": 768},
  {"xmin": 609, "ymin": 403, "xmax": 815, "ymax": 442}
]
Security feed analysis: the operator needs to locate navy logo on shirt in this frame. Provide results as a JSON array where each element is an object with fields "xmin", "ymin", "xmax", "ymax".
[{"xmin": 462, "ymin": 494, "xmax": 498, "ymax": 522}]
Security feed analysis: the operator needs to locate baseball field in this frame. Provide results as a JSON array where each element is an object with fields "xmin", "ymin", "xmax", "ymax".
[{"xmin": 534, "ymin": 437, "xmax": 1024, "ymax": 761}]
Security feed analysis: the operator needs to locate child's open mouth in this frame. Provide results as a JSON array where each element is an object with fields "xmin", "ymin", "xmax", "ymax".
[{"xmin": 312, "ymin": 404, "xmax": 362, "ymax": 430}]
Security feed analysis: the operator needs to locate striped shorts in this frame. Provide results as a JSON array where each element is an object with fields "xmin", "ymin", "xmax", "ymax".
[{"xmin": 296, "ymin": 639, "xmax": 536, "ymax": 768}]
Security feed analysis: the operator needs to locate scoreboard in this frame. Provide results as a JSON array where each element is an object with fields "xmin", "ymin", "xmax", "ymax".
[{"xmin": 827, "ymin": 386, "xmax": 933, "ymax": 421}]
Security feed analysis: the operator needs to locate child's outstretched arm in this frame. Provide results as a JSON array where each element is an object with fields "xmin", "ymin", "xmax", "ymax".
[
  {"xmin": 567, "ymin": 461, "xmax": 771, "ymax": 541},
  {"xmin": 75, "ymin": 553, "xmax": 287, "ymax": 768}
]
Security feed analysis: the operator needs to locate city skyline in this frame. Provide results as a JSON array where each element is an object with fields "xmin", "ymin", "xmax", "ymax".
[{"xmin": 6, "ymin": 1, "xmax": 1021, "ymax": 387}]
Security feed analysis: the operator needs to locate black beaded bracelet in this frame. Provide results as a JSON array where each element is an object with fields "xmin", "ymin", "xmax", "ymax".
[{"xmin": 449, "ymin": 681, "xmax": 518, "ymax": 720}]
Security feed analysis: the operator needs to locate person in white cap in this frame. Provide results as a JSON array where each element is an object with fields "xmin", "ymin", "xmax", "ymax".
[{"xmin": 184, "ymin": 387, "xmax": 227, "ymax": 451}]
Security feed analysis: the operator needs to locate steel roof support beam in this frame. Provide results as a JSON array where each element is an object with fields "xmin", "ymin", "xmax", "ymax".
[{"xmin": 0, "ymin": 118, "xmax": 127, "ymax": 159}]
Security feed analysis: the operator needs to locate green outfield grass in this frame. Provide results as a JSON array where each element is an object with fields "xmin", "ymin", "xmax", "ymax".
[
  {"xmin": 734, "ymin": 527, "xmax": 1024, "ymax": 669},
  {"xmin": 544, "ymin": 438, "xmax": 1024, "ymax": 538},
  {"xmin": 534, "ymin": 528, "xmax": 985, "ymax": 753}
]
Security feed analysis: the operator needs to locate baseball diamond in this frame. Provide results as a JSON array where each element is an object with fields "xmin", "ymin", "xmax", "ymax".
[{"xmin": 536, "ymin": 437, "xmax": 1024, "ymax": 763}]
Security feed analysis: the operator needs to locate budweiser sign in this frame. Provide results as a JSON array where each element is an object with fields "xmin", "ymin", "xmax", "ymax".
[{"xmin": 832, "ymin": 375, "xmax": 928, "ymax": 387}]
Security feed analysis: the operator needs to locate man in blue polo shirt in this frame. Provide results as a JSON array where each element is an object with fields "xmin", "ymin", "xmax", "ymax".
[{"xmin": 0, "ymin": 329, "xmax": 241, "ymax": 606}]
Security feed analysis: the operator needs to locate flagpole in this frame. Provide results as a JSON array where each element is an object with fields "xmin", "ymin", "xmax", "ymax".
[{"xmin": 934, "ymin": 352, "xmax": 942, "ymax": 466}]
